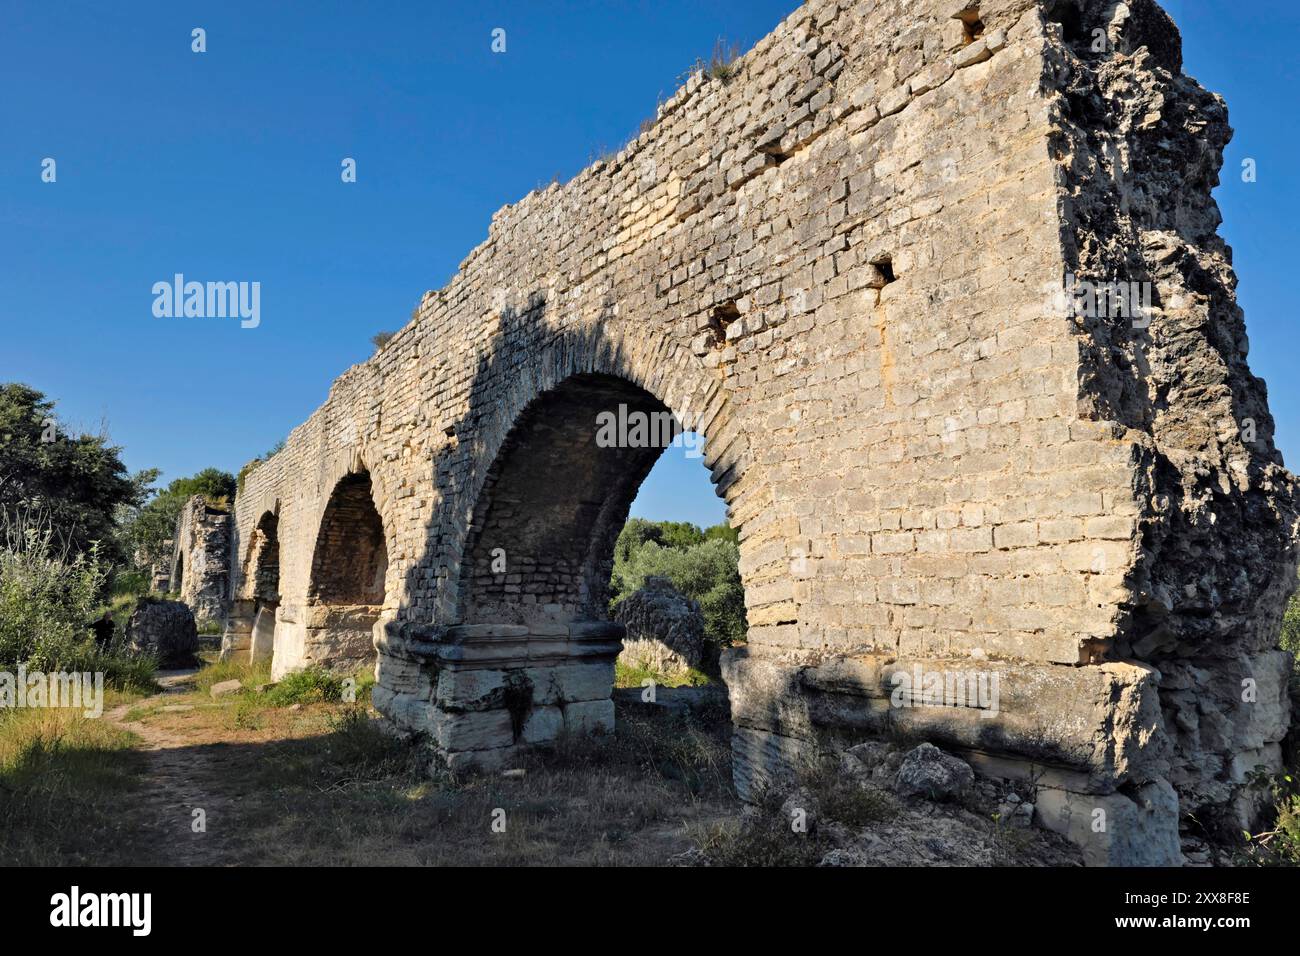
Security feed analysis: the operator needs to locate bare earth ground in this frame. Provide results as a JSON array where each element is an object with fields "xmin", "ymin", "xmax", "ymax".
[
  {"xmin": 80, "ymin": 669, "xmax": 736, "ymax": 866},
  {"xmin": 101, "ymin": 673, "xmax": 248, "ymax": 866},
  {"xmin": 1, "ymin": 659, "xmax": 1086, "ymax": 866}
]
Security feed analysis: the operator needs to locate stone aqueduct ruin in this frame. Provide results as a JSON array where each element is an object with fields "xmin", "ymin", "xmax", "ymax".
[{"xmin": 204, "ymin": 0, "xmax": 1298, "ymax": 864}]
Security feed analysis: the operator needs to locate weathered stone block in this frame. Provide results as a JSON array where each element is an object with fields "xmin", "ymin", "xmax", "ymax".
[
  {"xmin": 521, "ymin": 705, "xmax": 564, "ymax": 745},
  {"xmin": 1035, "ymin": 780, "xmax": 1183, "ymax": 867},
  {"xmin": 563, "ymin": 699, "xmax": 614, "ymax": 736},
  {"xmin": 434, "ymin": 708, "xmax": 515, "ymax": 753},
  {"xmin": 435, "ymin": 668, "xmax": 510, "ymax": 711}
]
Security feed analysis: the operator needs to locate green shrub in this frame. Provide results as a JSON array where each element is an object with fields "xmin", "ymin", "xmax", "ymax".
[
  {"xmin": 1242, "ymin": 770, "xmax": 1300, "ymax": 866},
  {"xmin": 87, "ymin": 649, "xmax": 158, "ymax": 696},
  {"xmin": 1280, "ymin": 568, "xmax": 1300, "ymax": 673},
  {"xmin": 0, "ymin": 508, "xmax": 106, "ymax": 669},
  {"xmin": 110, "ymin": 568, "xmax": 149, "ymax": 597},
  {"xmin": 610, "ymin": 520, "xmax": 747, "ymax": 652},
  {"xmin": 0, "ymin": 508, "xmax": 156, "ymax": 694},
  {"xmin": 264, "ymin": 667, "xmax": 345, "ymax": 707},
  {"xmin": 614, "ymin": 660, "xmax": 711, "ymax": 689}
]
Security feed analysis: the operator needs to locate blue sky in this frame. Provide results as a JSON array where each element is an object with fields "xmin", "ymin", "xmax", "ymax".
[{"xmin": 2, "ymin": 1, "xmax": 1296, "ymax": 530}]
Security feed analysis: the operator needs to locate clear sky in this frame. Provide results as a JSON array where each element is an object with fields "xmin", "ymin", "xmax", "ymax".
[{"xmin": 2, "ymin": 1, "xmax": 1296, "ymax": 530}]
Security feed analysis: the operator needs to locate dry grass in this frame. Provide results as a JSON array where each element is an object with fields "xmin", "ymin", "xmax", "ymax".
[
  {"xmin": 3, "ymin": 660, "xmax": 739, "ymax": 866},
  {"xmin": 0, "ymin": 690, "xmax": 149, "ymax": 865},
  {"xmin": 688, "ymin": 763, "xmax": 898, "ymax": 867},
  {"xmin": 218, "ymin": 702, "xmax": 736, "ymax": 866}
]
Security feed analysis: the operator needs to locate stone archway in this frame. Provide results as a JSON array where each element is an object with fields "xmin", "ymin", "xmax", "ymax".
[
  {"xmin": 458, "ymin": 373, "xmax": 681, "ymax": 624},
  {"xmin": 246, "ymin": 511, "xmax": 281, "ymax": 663},
  {"xmin": 296, "ymin": 469, "xmax": 388, "ymax": 677},
  {"xmin": 426, "ymin": 371, "xmax": 730, "ymax": 769}
]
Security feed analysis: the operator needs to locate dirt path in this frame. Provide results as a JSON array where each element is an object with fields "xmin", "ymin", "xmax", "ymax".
[
  {"xmin": 104, "ymin": 671, "xmax": 241, "ymax": 866},
  {"xmin": 87, "ymin": 667, "xmax": 742, "ymax": 866}
]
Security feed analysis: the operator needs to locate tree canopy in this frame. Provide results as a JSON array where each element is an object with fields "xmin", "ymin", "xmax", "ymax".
[
  {"xmin": 0, "ymin": 383, "xmax": 155, "ymax": 565},
  {"xmin": 119, "ymin": 467, "xmax": 237, "ymax": 571},
  {"xmin": 610, "ymin": 518, "xmax": 747, "ymax": 651}
]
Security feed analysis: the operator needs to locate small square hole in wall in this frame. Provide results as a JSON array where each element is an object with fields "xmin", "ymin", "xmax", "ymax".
[
  {"xmin": 951, "ymin": 4, "xmax": 985, "ymax": 45},
  {"xmin": 706, "ymin": 300, "xmax": 740, "ymax": 349},
  {"xmin": 868, "ymin": 255, "xmax": 896, "ymax": 289}
]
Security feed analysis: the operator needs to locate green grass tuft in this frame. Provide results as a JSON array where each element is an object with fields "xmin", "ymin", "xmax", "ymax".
[{"xmin": 615, "ymin": 660, "xmax": 712, "ymax": 689}]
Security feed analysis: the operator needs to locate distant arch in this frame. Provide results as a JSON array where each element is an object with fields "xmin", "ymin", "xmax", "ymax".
[
  {"xmin": 457, "ymin": 372, "xmax": 698, "ymax": 625},
  {"xmin": 297, "ymin": 468, "xmax": 388, "ymax": 673},
  {"xmin": 244, "ymin": 510, "xmax": 281, "ymax": 663}
]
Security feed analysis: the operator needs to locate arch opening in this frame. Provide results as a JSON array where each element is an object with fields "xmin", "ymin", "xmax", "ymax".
[
  {"xmin": 245, "ymin": 510, "xmax": 281, "ymax": 663},
  {"xmin": 302, "ymin": 470, "xmax": 388, "ymax": 674},
  {"xmin": 458, "ymin": 373, "xmax": 690, "ymax": 627},
  {"xmin": 430, "ymin": 372, "xmax": 731, "ymax": 768}
]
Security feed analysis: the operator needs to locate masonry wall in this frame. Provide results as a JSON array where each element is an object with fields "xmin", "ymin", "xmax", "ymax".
[
  {"xmin": 171, "ymin": 495, "xmax": 231, "ymax": 626},
  {"xmin": 1042, "ymin": 0, "xmax": 1299, "ymax": 827},
  {"xmin": 228, "ymin": 0, "xmax": 1297, "ymax": 864}
]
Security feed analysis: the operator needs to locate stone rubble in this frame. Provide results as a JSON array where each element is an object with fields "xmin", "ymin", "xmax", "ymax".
[
  {"xmin": 126, "ymin": 599, "xmax": 200, "ymax": 669},
  {"xmin": 613, "ymin": 576, "xmax": 707, "ymax": 676}
]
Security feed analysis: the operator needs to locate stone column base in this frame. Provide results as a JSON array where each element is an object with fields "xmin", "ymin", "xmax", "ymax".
[
  {"xmin": 219, "ymin": 599, "xmax": 256, "ymax": 660},
  {"xmin": 722, "ymin": 645, "xmax": 1186, "ymax": 866},
  {"xmin": 373, "ymin": 620, "xmax": 623, "ymax": 771}
]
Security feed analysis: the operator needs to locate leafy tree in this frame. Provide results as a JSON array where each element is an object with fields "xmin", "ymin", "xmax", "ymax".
[
  {"xmin": 163, "ymin": 467, "xmax": 235, "ymax": 503},
  {"xmin": 613, "ymin": 517, "xmax": 664, "ymax": 566},
  {"xmin": 704, "ymin": 522, "xmax": 739, "ymax": 545},
  {"xmin": 658, "ymin": 521, "xmax": 706, "ymax": 550},
  {"xmin": 610, "ymin": 519, "xmax": 747, "ymax": 651},
  {"xmin": 119, "ymin": 467, "xmax": 237, "ymax": 571},
  {"xmin": 0, "ymin": 383, "xmax": 155, "ymax": 566},
  {"xmin": 1281, "ymin": 567, "xmax": 1300, "ymax": 675}
]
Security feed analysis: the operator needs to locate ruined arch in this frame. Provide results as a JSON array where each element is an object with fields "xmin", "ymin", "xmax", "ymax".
[
  {"xmin": 426, "ymin": 321, "xmax": 758, "ymax": 632},
  {"xmin": 244, "ymin": 510, "xmax": 281, "ymax": 663},
  {"xmin": 456, "ymin": 372, "xmax": 703, "ymax": 626},
  {"xmin": 398, "ymin": 350, "xmax": 750, "ymax": 770},
  {"xmin": 310, "ymin": 471, "xmax": 387, "ymax": 605},
  {"xmin": 295, "ymin": 468, "xmax": 389, "ymax": 675}
]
